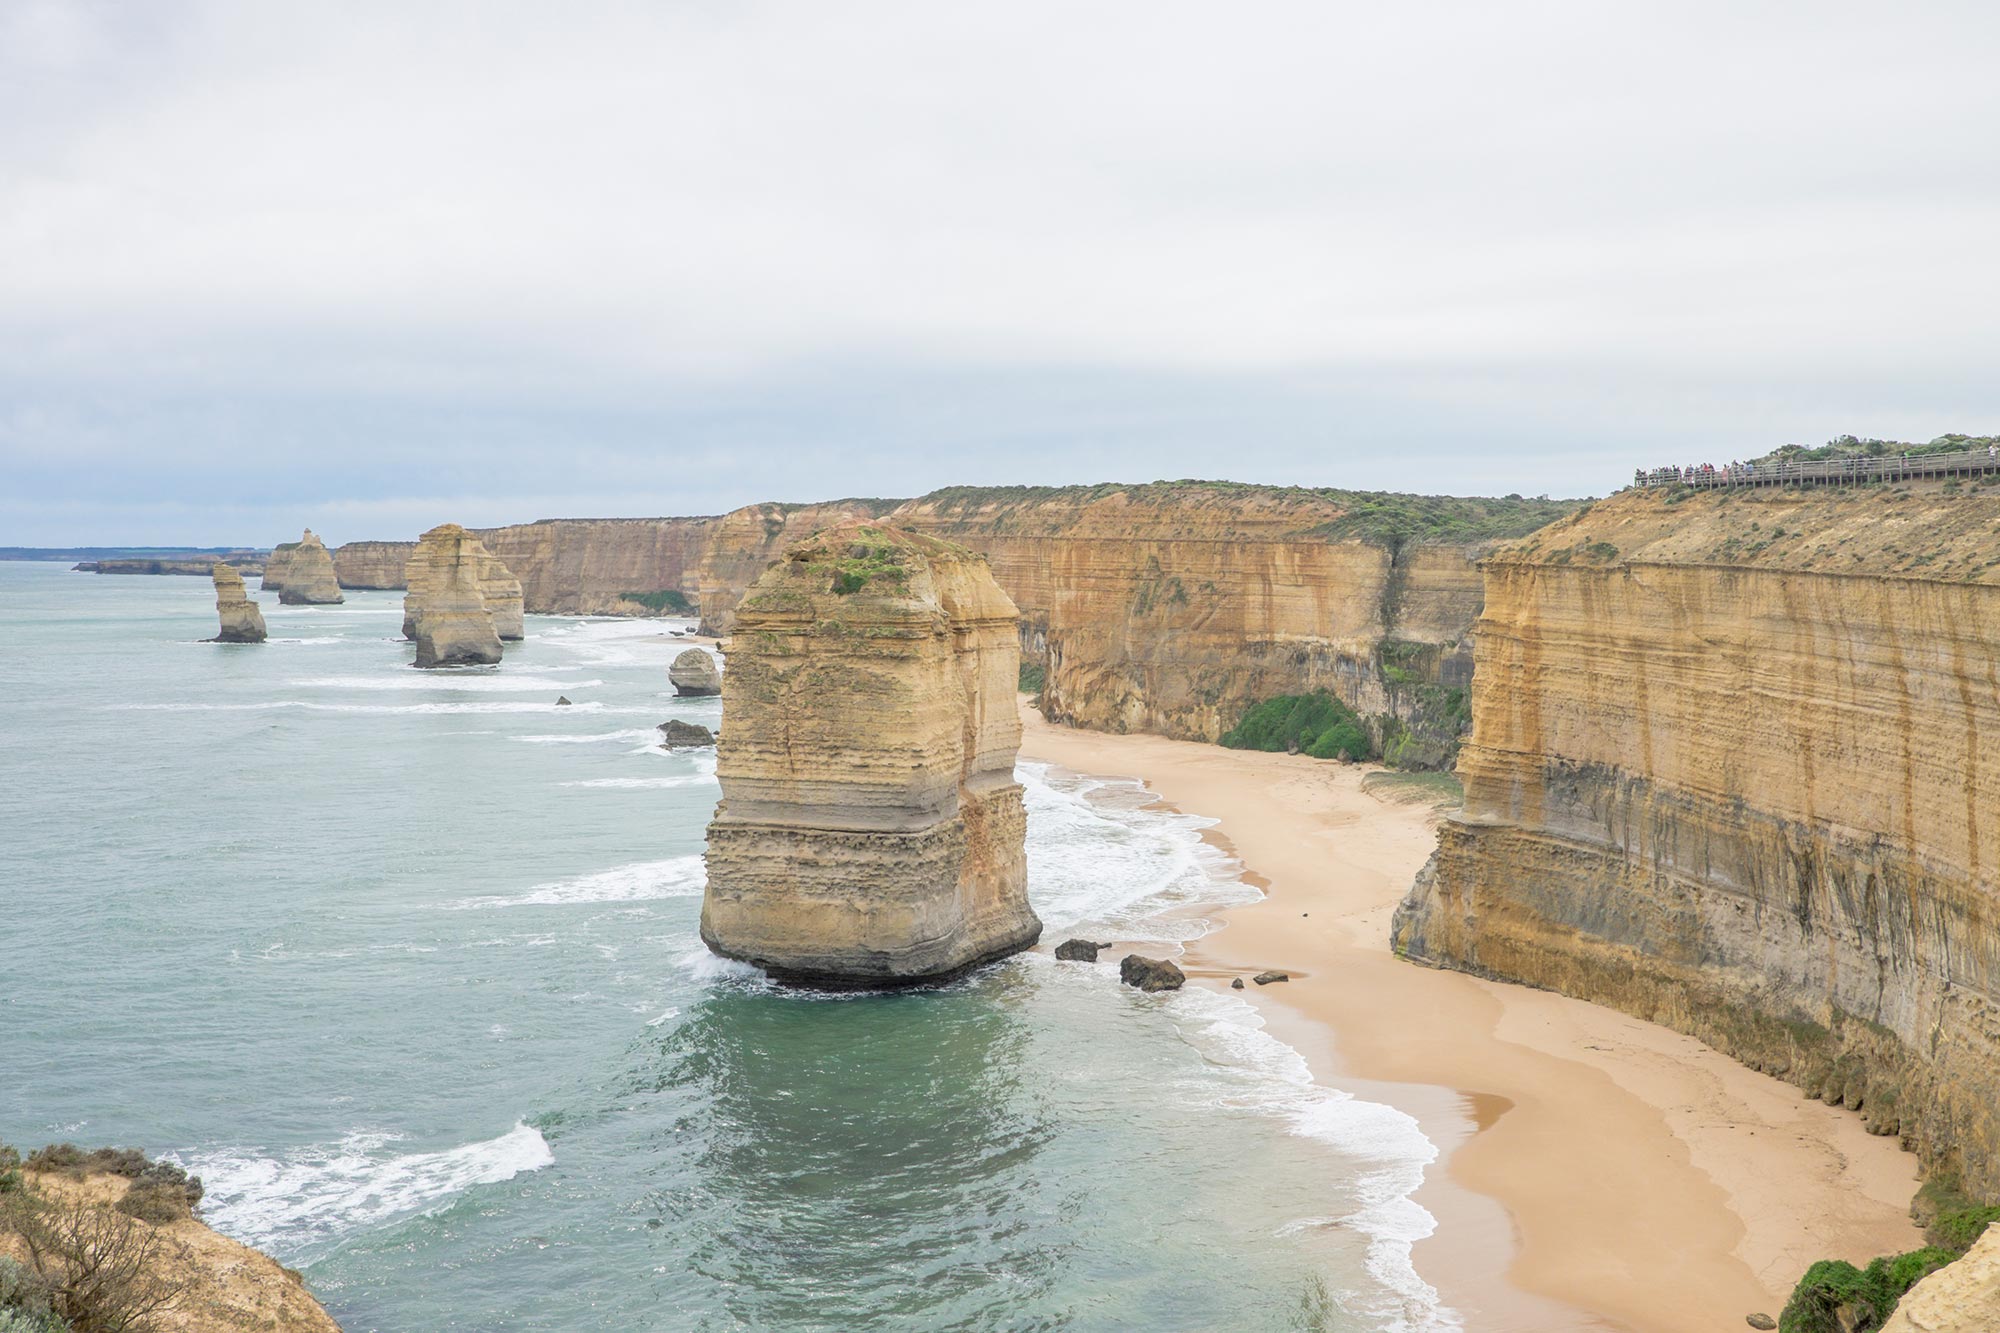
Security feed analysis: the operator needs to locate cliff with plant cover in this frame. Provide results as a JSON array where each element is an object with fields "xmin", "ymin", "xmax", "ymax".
[
  {"xmin": 886, "ymin": 483, "xmax": 1571, "ymax": 751},
  {"xmin": 1395, "ymin": 479, "xmax": 2000, "ymax": 1200}
]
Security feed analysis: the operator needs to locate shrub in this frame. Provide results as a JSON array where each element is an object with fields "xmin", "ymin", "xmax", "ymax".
[
  {"xmin": 23, "ymin": 1149, "xmax": 147, "ymax": 1182},
  {"xmin": 1932, "ymin": 1203, "xmax": 2000, "ymax": 1252},
  {"xmin": 1779, "ymin": 1248, "xmax": 1956, "ymax": 1332},
  {"xmin": 112, "ymin": 1164, "xmax": 200, "ymax": 1226},
  {"xmin": 1221, "ymin": 693, "xmax": 1375, "ymax": 762},
  {"xmin": 619, "ymin": 589, "xmax": 694, "ymax": 615},
  {"xmin": 1017, "ymin": 663, "xmax": 1046, "ymax": 696},
  {"xmin": 4, "ymin": 1191, "xmax": 191, "ymax": 1333}
]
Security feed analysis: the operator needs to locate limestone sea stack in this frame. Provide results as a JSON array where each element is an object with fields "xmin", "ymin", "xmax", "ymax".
[
  {"xmin": 669, "ymin": 648, "xmax": 721, "ymax": 697},
  {"xmin": 209, "ymin": 563, "xmax": 267, "ymax": 643},
  {"xmin": 409, "ymin": 524, "xmax": 503, "ymax": 668},
  {"xmin": 479, "ymin": 548, "xmax": 525, "ymax": 641},
  {"xmin": 276, "ymin": 530, "xmax": 344, "ymax": 605},
  {"xmin": 701, "ymin": 522, "xmax": 1041, "ymax": 986},
  {"xmin": 260, "ymin": 541, "xmax": 297, "ymax": 594},
  {"xmin": 403, "ymin": 525, "xmax": 524, "ymax": 642}
]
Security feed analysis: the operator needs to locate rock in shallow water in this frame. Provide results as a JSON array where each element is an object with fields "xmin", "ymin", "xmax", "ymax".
[
  {"xmin": 1119, "ymin": 955, "xmax": 1185, "ymax": 992},
  {"xmin": 1053, "ymin": 939, "xmax": 1100, "ymax": 962},
  {"xmin": 669, "ymin": 648, "xmax": 722, "ymax": 697},
  {"xmin": 659, "ymin": 720, "xmax": 715, "ymax": 748}
]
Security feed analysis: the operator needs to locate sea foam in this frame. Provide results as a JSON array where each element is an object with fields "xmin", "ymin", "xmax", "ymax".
[
  {"xmin": 182, "ymin": 1122, "xmax": 553, "ymax": 1261},
  {"xmin": 442, "ymin": 856, "xmax": 706, "ymax": 910}
]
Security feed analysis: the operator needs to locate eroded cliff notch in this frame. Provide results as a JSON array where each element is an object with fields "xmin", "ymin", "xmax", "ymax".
[
  {"xmin": 701, "ymin": 522, "xmax": 1040, "ymax": 986},
  {"xmin": 275, "ymin": 530, "xmax": 344, "ymax": 605},
  {"xmin": 209, "ymin": 563, "xmax": 267, "ymax": 643}
]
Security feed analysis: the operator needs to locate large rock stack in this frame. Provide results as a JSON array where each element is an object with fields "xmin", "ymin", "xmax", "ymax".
[
  {"xmin": 276, "ymin": 530, "xmax": 344, "ymax": 605},
  {"xmin": 405, "ymin": 524, "xmax": 504, "ymax": 668},
  {"xmin": 402, "ymin": 524, "xmax": 523, "ymax": 658},
  {"xmin": 701, "ymin": 522, "xmax": 1041, "ymax": 986},
  {"xmin": 208, "ymin": 563, "xmax": 267, "ymax": 643}
]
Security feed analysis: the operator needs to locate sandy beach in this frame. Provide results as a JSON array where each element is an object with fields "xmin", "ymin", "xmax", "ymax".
[{"xmin": 1018, "ymin": 705, "xmax": 1924, "ymax": 1333}]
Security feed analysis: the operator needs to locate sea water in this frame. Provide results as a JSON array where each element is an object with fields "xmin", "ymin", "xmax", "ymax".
[{"xmin": 0, "ymin": 561, "xmax": 1454, "ymax": 1332}]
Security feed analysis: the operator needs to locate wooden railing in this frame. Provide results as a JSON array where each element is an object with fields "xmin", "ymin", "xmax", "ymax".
[{"xmin": 1633, "ymin": 447, "xmax": 2000, "ymax": 490}]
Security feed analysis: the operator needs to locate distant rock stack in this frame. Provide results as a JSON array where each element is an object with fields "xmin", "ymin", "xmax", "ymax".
[
  {"xmin": 701, "ymin": 522, "xmax": 1041, "ymax": 986},
  {"xmin": 260, "ymin": 542, "xmax": 298, "ymax": 594},
  {"xmin": 400, "ymin": 542, "xmax": 432, "ymax": 640},
  {"xmin": 403, "ymin": 524, "xmax": 523, "ymax": 646},
  {"xmin": 208, "ymin": 564, "xmax": 267, "ymax": 643},
  {"xmin": 407, "ymin": 524, "xmax": 504, "ymax": 668},
  {"xmin": 668, "ymin": 648, "xmax": 721, "ymax": 697},
  {"xmin": 276, "ymin": 530, "xmax": 344, "ymax": 605}
]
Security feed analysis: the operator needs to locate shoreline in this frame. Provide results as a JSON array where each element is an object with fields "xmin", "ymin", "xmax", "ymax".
[{"xmin": 1017, "ymin": 704, "xmax": 1925, "ymax": 1333}]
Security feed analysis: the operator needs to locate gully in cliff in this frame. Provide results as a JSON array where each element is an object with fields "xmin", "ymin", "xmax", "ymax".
[
  {"xmin": 700, "ymin": 522, "xmax": 1041, "ymax": 986},
  {"xmin": 207, "ymin": 562, "xmax": 267, "ymax": 643}
]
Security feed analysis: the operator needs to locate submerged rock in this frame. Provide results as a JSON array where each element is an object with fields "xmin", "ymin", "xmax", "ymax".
[
  {"xmin": 209, "ymin": 563, "xmax": 267, "ymax": 643},
  {"xmin": 555, "ymin": 695, "xmax": 572, "ymax": 706},
  {"xmin": 659, "ymin": 719, "xmax": 715, "ymax": 748},
  {"xmin": 1054, "ymin": 939, "xmax": 1100, "ymax": 962},
  {"xmin": 668, "ymin": 648, "xmax": 722, "ymax": 697},
  {"xmin": 276, "ymin": 529, "xmax": 344, "ymax": 605},
  {"xmin": 1119, "ymin": 955, "xmax": 1185, "ymax": 992},
  {"xmin": 701, "ymin": 522, "xmax": 1041, "ymax": 986},
  {"xmin": 1253, "ymin": 970, "xmax": 1290, "ymax": 985},
  {"xmin": 410, "ymin": 525, "xmax": 503, "ymax": 668}
]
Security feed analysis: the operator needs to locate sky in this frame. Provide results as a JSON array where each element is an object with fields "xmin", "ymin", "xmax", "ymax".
[{"xmin": 4, "ymin": 1, "xmax": 1999, "ymax": 545}]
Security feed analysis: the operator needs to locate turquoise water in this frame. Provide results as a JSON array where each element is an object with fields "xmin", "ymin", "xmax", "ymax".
[{"xmin": 0, "ymin": 561, "xmax": 1452, "ymax": 1332}]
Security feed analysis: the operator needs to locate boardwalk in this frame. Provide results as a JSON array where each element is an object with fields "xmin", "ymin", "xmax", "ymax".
[{"xmin": 1635, "ymin": 446, "xmax": 2000, "ymax": 490}]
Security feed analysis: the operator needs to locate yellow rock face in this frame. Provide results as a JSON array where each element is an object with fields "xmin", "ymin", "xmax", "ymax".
[
  {"xmin": 332, "ymin": 539, "xmax": 416, "ymax": 590},
  {"xmin": 405, "ymin": 524, "xmax": 504, "ymax": 668},
  {"xmin": 701, "ymin": 522, "xmax": 1040, "ymax": 985},
  {"xmin": 275, "ymin": 530, "xmax": 343, "ymax": 605},
  {"xmin": 1397, "ymin": 482, "xmax": 2000, "ymax": 1198},
  {"xmin": 1881, "ymin": 1224, "xmax": 2000, "ymax": 1332},
  {"xmin": 209, "ymin": 563, "xmax": 267, "ymax": 643}
]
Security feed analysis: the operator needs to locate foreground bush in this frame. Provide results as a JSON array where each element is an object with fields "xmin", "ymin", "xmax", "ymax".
[
  {"xmin": 1779, "ymin": 1247, "xmax": 1958, "ymax": 1332},
  {"xmin": 1220, "ymin": 693, "xmax": 1373, "ymax": 762}
]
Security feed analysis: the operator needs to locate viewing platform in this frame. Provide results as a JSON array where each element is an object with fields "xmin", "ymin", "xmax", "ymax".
[{"xmin": 1635, "ymin": 446, "xmax": 2000, "ymax": 490}]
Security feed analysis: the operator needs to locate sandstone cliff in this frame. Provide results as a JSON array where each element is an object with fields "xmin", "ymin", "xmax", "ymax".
[
  {"xmin": 1395, "ymin": 481, "xmax": 2000, "ymax": 1199},
  {"xmin": 260, "ymin": 542, "xmax": 297, "ymax": 593},
  {"xmin": 208, "ymin": 564, "xmax": 267, "ymax": 643},
  {"xmin": 702, "ymin": 522, "xmax": 1040, "ymax": 985},
  {"xmin": 332, "ymin": 540, "xmax": 415, "ymax": 590},
  {"xmin": 473, "ymin": 518, "xmax": 715, "ymax": 617},
  {"xmin": 5, "ymin": 1167, "xmax": 341, "ymax": 1333},
  {"xmin": 477, "ymin": 547, "xmax": 525, "ymax": 641},
  {"xmin": 407, "ymin": 525, "xmax": 503, "ymax": 668},
  {"xmin": 688, "ymin": 500, "xmax": 903, "ymax": 633},
  {"xmin": 90, "ymin": 554, "xmax": 265, "ymax": 577},
  {"xmin": 275, "ymin": 531, "xmax": 343, "ymax": 605},
  {"xmin": 884, "ymin": 484, "xmax": 1564, "ymax": 748}
]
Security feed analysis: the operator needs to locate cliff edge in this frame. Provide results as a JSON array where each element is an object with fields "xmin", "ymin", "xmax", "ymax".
[{"xmin": 1395, "ymin": 481, "xmax": 2000, "ymax": 1199}]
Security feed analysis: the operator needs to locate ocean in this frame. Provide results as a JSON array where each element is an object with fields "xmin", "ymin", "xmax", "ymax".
[{"xmin": 0, "ymin": 560, "xmax": 1452, "ymax": 1332}]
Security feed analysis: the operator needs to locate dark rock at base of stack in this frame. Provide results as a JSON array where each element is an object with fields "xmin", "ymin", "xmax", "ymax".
[
  {"xmin": 659, "ymin": 720, "xmax": 716, "ymax": 748},
  {"xmin": 1119, "ymin": 955, "xmax": 1185, "ymax": 992},
  {"xmin": 1054, "ymin": 939, "xmax": 1100, "ymax": 962}
]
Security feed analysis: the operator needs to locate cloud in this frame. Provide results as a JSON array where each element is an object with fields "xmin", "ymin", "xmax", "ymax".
[{"xmin": 3, "ymin": 1, "xmax": 1998, "ymax": 541}]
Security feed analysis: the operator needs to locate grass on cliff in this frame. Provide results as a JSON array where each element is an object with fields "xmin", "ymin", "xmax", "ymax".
[
  {"xmin": 1752, "ymin": 432, "xmax": 2000, "ymax": 466},
  {"xmin": 1221, "ymin": 693, "xmax": 1372, "ymax": 762},
  {"xmin": 1778, "ymin": 1173, "xmax": 1999, "ymax": 1332}
]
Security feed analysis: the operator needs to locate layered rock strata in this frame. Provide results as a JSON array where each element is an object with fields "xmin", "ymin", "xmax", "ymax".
[
  {"xmin": 1882, "ymin": 1225, "xmax": 2000, "ymax": 1331},
  {"xmin": 402, "ymin": 525, "xmax": 522, "ymax": 645},
  {"xmin": 701, "ymin": 523, "xmax": 1041, "ymax": 985},
  {"xmin": 275, "ymin": 530, "xmax": 344, "ymax": 605},
  {"xmin": 407, "ymin": 524, "xmax": 503, "ymax": 668},
  {"xmin": 1395, "ymin": 483, "xmax": 2000, "ymax": 1199},
  {"xmin": 208, "ymin": 563, "xmax": 267, "ymax": 643},
  {"xmin": 333, "ymin": 539, "xmax": 416, "ymax": 589},
  {"xmin": 260, "ymin": 541, "xmax": 297, "ymax": 593},
  {"xmin": 668, "ymin": 648, "xmax": 721, "ymax": 696}
]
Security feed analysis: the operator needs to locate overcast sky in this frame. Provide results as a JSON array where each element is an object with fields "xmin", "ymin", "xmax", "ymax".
[{"xmin": 4, "ymin": 1, "xmax": 1998, "ymax": 545}]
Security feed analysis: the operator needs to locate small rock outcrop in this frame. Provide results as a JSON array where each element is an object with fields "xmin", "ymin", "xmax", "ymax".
[
  {"xmin": 702, "ymin": 523, "xmax": 1041, "ymax": 986},
  {"xmin": 1253, "ymin": 970, "xmax": 1290, "ymax": 985},
  {"xmin": 1119, "ymin": 955, "xmax": 1186, "ymax": 992},
  {"xmin": 209, "ymin": 563, "xmax": 267, "ymax": 643},
  {"xmin": 669, "ymin": 648, "xmax": 722, "ymax": 697},
  {"xmin": 1746, "ymin": 1316, "xmax": 1777, "ymax": 1331},
  {"xmin": 409, "ymin": 525, "xmax": 503, "ymax": 668},
  {"xmin": 659, "ymin": 720, "xmax": 716, "ymax": 748},
  {"xmin": 1054, "ymin": 939, "xmax": 1101, "ymax": 962},
  {"xmin": 276, "ymin": 530, "xmax": 343, "ymax": 605},
  {"xmin": 1231, "ymin": 977, "xmax": 1246, "ymax": 989},
  {"xmin": 1880, "ymin": 1227, "xmax": 2000, "ymax": 1331}
]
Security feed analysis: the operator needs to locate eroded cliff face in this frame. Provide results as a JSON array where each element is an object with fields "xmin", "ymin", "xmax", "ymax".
[
  {"xmin": 473, "ymin": 518, "xmax": 715, "ymax": 616},
  {"xmin": 333, "ymin": 540, "xmax": 415, "ymax": 590},
  {"xmin": 276, "ymin": 531, "xmax": 343, "ymax": 605},
  {"xmin": 1395, "ymin": 483, "xmax": 2000, "ymax": 1198},
  {"xmin": 209, "ymin": 563, "xmax": 267, "ymax": 643},
  {"xmin": 701, "ymin": 522, "xmax": 1039, "ymax": 985},
  {"xmin": 882, "ymin": 485, "xmax": 1536, "ymax": 747},
  {"xmin": 689, "ymin": 500, "xmax": 903, "ymax": 634}
]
